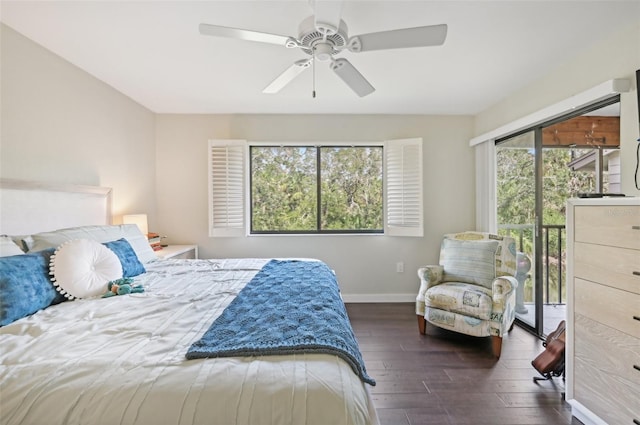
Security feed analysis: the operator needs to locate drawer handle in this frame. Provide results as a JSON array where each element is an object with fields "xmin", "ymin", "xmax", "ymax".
[
  {"xmin": 635, "ymin": 365, "xmax": 640, "ymax": 372},
  {"xmin": 635, "ymin": 316, "xmax": 640, "ymax": 322},
  {"xmin": 633, "ymin": 225, "xmax": 640, "ymax": 230},
  {"xmin": 634, "ymin": 271, "xmax": 640, "ymax": 277},
  {"xmin": 634, "ymin": 420, "xmax": 640, "ymax": 425}
]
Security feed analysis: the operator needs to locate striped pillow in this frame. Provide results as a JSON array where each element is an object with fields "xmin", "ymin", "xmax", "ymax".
[{"xmin": 440, "ymin": 238, "xmax": 499, "ymax": 289}]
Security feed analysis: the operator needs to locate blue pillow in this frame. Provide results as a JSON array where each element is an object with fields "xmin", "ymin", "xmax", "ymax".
[
  {"xmin": 103, "ymin": 238, "xmax": 146, "ymax": 277},
  {"xmin": 0, "ymin": 249, "xmax": 65, "ymax": 326}
]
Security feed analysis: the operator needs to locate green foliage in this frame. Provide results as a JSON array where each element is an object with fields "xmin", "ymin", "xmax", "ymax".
[
  {"xmin": 251, "ymin": 147, "xmax": 317, "ymax": 231},
  {"xmin": 542, "ymin": 148, "xmax": 595, "ymax": 225},
  {"xmin": 321, "ymin": 147, "xmax": 383, "ymax": 231},
  {"xmin": 251, "ymin": 146, "xmax": 383, "ymax": 232},
  {"xmin": 496, "ymin": 148, "xmax": 535, "ymax": 227},
  {"xmin": 496, "ymin": 146, "xmax": 597, "ymax": 305}
]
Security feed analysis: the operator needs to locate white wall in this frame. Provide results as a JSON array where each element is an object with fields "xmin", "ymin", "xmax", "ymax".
[
  {"xmin": 474, "ymin": 19, "xmax": 640, "ymax": 196},
  {"xmin": 156, "ymin": 114, "xmax": 476, "ymax": 300},
  {"xmin": 0, "ymin": 24, "xmax": 158, "ymax": 222},
  {"xmin": 2, "ymin": 22, "xmax": 476, "ymax": 300},
  {"xmin": 5, "ymin": 14, "xmax": 637, "ymax": 299}
]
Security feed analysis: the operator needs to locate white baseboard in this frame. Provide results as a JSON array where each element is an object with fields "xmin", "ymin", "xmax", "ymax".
[
  {"xmin": 341, "ymin": 293, "xmax": 416, "ymax": 303},
  {"xmin": 567, "ymin": 400, "xmax": 608, "ymax": 425}
]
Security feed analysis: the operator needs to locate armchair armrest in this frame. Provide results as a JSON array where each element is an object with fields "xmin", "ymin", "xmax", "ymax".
[
  {"xmin": 492, "ymin": 275, "xmax": 518, "ymax": 296},
  {"xmin": 416, "ymin": 265, "xmax": 444, "ymax": 316},
  {"xmin": 417, "ymin": 265, "xmax": 444, "ymax": 299},
  {"xmin": 491, "ymin": 276, "xmax": 518, "ymax": 309}
]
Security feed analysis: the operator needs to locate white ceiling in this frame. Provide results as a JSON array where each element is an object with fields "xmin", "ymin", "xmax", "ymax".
[{"xmin": 1, "ymin": 1, "xmax": 638, "ymax": 115}]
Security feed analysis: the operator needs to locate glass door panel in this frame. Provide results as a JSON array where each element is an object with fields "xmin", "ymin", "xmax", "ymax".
[
  {"xmin": 496, "ymin": 131, "xmax": 538, "ymax": 329},
  {"xmin": 540, "ymin": 146, "xmax": 570, "ymax": 336},
  {"xmin": 538, "ymin": 102, "xmax": 620, "ymax": 335},
  {"xmin": 494, "ymin": 99, "xmax": 620, "ymax": 337}
]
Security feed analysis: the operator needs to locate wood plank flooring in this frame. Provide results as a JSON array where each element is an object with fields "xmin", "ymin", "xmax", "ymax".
[{"xmin": 345, "ymin": 303, "xmax": 581, "ymax": 425}]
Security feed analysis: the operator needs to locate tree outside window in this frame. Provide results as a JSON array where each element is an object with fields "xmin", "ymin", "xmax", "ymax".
[{"xmin": 250, "ymin": 146, "xmax": 383, "ymax": 233}]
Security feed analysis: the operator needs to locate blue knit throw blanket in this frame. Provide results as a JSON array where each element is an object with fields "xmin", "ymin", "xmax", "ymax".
[{"xmin": 186, "ymin": 259, "xmax": 375, "ymax": 386}]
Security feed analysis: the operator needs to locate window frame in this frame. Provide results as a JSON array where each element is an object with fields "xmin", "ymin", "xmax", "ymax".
[
  {"xmin": 208, "ymin": 138, "xmax": 423, "ymax": 238},
  {"xmin": 249, "ymin": 144, "xmax": 385, "ymax": 235}
]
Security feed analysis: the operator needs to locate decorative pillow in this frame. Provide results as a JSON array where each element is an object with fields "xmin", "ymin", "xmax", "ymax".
[
  {"xmin": 0, "ymin": 249, "xmax": 65, "ymax": 326},
  {"xmin": 27, "ymin": 224, "xmax": 157, "ymax": 264},
  {"xmin": 440, "ymin": 238, "xmax": 499, "ymax": 289},
  {"xmin": 50, "ymin": 239, "xmax": 123, "ymax": 300},
  {"xmin": 103, "ymin": 238, "xmax": 146, "ymax": 277},
  {"xmin": 447, "ymin": 232, "xmax": 517, "ymax": 277},
  {"xmin": 0, "ymin": 235, "xmax": 25, "ymax": 257},
  {"xmin": 120, "ymin": 224, "xmax": 157, "ymax": 264}
]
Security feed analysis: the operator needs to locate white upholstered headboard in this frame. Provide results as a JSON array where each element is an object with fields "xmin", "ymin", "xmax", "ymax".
[{"xmin": 0, "ymin": 179, "xmax": 112, "ymax": 235}]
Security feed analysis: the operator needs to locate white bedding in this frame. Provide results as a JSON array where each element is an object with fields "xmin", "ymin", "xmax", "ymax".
[{"xmin": 0, "ymin": 258, "xmax": 379, "ymax": 425}]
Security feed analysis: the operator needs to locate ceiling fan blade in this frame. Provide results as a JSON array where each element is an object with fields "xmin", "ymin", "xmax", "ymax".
[
  {"xmin": 309, "ymin": 0, "xmax": 344, "ymax": 36},
  {"xmin": 263, "ymin": 59, "xmax": 312, "ymax": 94},
  {"xmin": 330, "ymin": 58, "xmax": 375, "ymax": 97},
  {"xmin": 349, "ymin": 24, "xmax": 447, "ymax": 52},
  {"xmin": 199, "ymin": 23, "xmax": 293, "ymax": 47}
]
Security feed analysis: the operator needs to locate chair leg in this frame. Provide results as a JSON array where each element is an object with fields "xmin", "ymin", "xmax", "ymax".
[
  {"xmin": 417, "ymin": 315, "xmax": 426, "ymax": 335},
  {"xmin": 491, "ymin": 335, "xmax": 503, "ymax": 359}
]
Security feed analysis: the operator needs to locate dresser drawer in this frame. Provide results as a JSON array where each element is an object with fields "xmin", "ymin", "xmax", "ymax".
[
  {"xmin": 575, "ymin": 314, "xmax": 640, "ymax": 386},
  {"xmin": 574, "ymin": 205, "xmax": 640, "ymax": 249},
  {"xmin": 574, "ymin": 278, "xmax": 640, "ymax": 338},
  {"xmin": 574, "ymin": 359, "xmax": 640, "ymax": 425},
  {"xmin": 574, "ymin": 242, "xmax": 640, "ymax": 295},
  {"xmin": 574, "ymin": 314, "xmax": 640, "ymax": 425}
]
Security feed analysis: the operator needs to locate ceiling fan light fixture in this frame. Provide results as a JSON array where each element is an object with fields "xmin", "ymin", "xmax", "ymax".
[{"xmin": 313, "ymin": 42, "xmax": 333, "ymax": 61}]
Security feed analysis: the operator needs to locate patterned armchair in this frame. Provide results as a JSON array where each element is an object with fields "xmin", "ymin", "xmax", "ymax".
[{"xmin": 416, "ymin": 231, "xmax": 519, "ymax": 358}]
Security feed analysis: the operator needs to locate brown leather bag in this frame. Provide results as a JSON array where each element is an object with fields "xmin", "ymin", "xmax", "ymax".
[{"xmin": 532, "ymin": 320, "xmax": 566, "ymax": 378}]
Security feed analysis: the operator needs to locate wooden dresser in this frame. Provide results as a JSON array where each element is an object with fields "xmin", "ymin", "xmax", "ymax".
[{"xmin": 566, "ymin": 197, "xmax": 640, "ymax": 425}]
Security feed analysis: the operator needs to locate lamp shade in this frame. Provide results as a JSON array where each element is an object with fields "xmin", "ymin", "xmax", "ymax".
[{"xmin": 122, "ymin": 214, "xmax": 148, "ymax": 236}]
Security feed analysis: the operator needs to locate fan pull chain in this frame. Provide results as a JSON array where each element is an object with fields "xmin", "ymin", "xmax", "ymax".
[{"xmin": 312, "ymin": 47, "xmax": 316, "ymax": 98}]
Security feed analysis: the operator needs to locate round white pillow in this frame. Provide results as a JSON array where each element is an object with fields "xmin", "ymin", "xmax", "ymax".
[{"xmin": 50, "ymin": 239, "xmax": 123, "ymax": 300}]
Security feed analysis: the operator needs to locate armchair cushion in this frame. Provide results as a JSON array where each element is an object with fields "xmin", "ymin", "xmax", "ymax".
[
  {"xmin": 446, "ymin": 231, "xmax": 517, "ymax": 277},
  {"xmin": 440, "ymin": 239, "xmax": 499, "ymax": 289},
  {"xmin": 425, "ymin": 282, "xmax": 493, "ymax": 320}
]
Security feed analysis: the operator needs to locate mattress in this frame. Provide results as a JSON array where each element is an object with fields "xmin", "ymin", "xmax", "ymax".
[{"xmin": 0, "ymin": 258, "xmax": 379, "ymax": 425}]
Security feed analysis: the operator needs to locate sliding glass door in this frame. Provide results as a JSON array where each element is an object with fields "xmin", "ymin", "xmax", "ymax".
[
  {"xmin": 495, "ymin": 97, "xmax": 620, "ymax": 337},
  {"xmin": 496, "ymin": 130, "xmax": 541, "ymax": 331}
]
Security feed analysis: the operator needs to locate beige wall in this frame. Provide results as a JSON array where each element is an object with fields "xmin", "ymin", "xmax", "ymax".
[
  {"xmin": 1, "ymin": 23, "xmax": 476, "ymax": 299},
  {"xmin": 0, "ymin": 24, "xmax": 158, "ymax": 223},
  {"xmin": 10, "ymin": 16, "xmax": 639, "ymax": 299},
  {"xmin": 156, "ymin": 114, "xmax": 476, "ymax": 299},
  {"xmin": 474, "ymin": 19, "xmax": 640, "ymax": 196}
]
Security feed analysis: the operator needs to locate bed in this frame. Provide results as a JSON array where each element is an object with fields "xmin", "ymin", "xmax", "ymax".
[{"xmin": 0, "ymin": 179, "xmax": 379, "ymax": 425}]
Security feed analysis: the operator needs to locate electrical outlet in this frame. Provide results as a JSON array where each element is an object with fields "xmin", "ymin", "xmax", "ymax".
[{"xmin": 396, "ymin": 262, "xmax": 404, "ymax": 273}]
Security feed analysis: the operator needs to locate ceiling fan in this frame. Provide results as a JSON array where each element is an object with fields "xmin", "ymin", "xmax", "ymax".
[{"xmin": 199, "ymin": 0, "xmax": 447, "ymax": 97}]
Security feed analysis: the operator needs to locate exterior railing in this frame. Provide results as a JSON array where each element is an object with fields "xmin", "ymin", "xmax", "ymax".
[
  {"xmin": 498, "ymin": 224, "xmax": 567, "ymax": 305},
  {"xmin": 542, "ymin": 224, "xmax": 565, "ymax": 304}
]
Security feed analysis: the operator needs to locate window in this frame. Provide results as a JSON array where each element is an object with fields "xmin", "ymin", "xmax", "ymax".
[
  {"xmin": 208, "ymin": 138, "xmax": 423, "ymax": 237},
  {"xmin": 250, "ymin": 146, "xmax": 383, "ymax": 233}
]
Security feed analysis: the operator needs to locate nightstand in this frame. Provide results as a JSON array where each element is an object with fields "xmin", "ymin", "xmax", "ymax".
[{"xmin": 155, "ymin": 245, "xmax": 198, "ymax": 260}]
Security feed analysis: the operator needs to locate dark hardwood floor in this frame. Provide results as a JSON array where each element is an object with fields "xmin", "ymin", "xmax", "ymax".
[{"xmin": 345, "ymin": 303, "xmax": 580, "ymax": 425}]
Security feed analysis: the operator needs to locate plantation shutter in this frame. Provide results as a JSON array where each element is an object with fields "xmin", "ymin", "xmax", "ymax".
[
  {"xmin": 384, "ymin": 138, "xmax": 423, "ymax": 237},
  {"xmin": 208, "ymin": 140, "xmax": 246, "ymax": 237}
]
